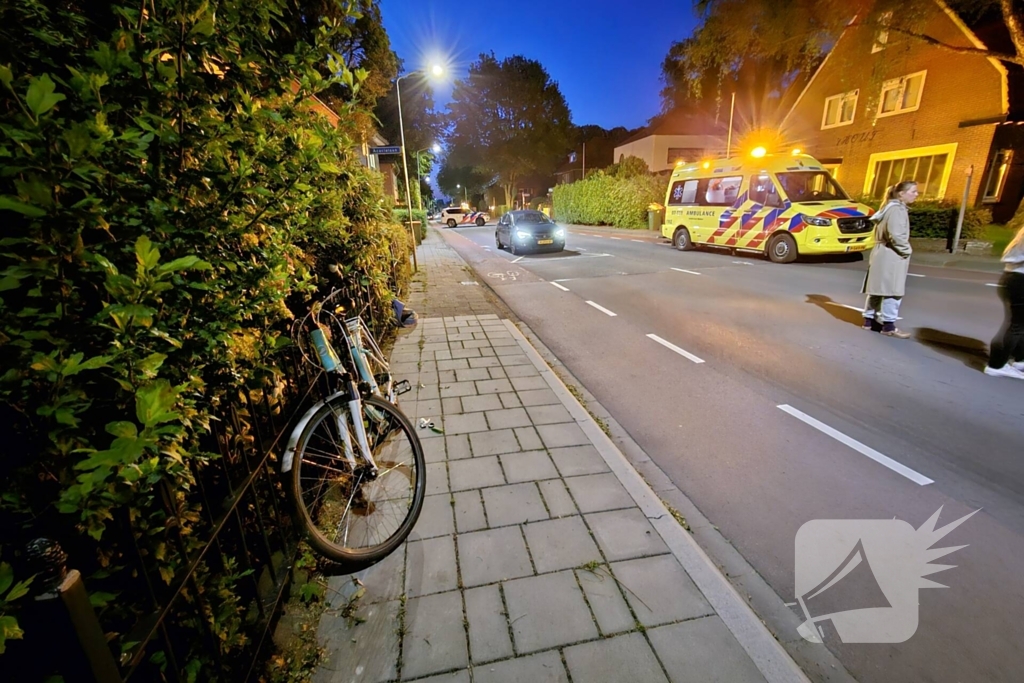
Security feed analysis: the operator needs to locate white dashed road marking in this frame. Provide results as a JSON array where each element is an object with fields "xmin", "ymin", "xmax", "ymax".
[
  {"xmin": 907, "ymin": 273, "xmax": 925, "ymax": 278},
  {"xmin": 586, "ymin": 301, "xmax": 618, "ymax": 316},
  {"xmin": 647, "ymin": 334, "xmax": 705, "ymax": 364},
  {"xmin": 777, "ymin": 404, "xmax": 933, "ymax": 485},
  {"xmin": 511, "ymin": 256, "xmax": 524, "ymax": 263},
  {"xmin": 550, "ymin": 282, "xmax": 570, "ymax": 292},
  {"xmin": 671, "ymin": 268, "xmax": 702, "ymax": 275}
]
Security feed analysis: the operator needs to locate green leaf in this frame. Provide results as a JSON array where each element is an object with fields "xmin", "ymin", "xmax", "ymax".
[
  {"xmin": 135, "ymin": 235, "xmax": 160, "ymax": 270},
  {"xmin": 0, "ymin": 196, "xmax": 46, "ymax": 218},
  {"xmin": 6, "ymin": 577, "xmax": 33, "ymax": 602},
  {"xmin": 0, "ymin": 562, "xmax": 13, "ymax": 595},
  {"xmin": 88, "ymin": 591, "xmax": 116, "ymax": 608},
  {"xmin": 135, "ymin": 380, "xmax": 179, "ymax": 428},
  {"xmin": 0, "ymin": 276, "xmax": 20, "ymax": 291},
  {"xmin": 137, "ymin": 352, "xmax": 167, "ymax": 377},
  {"xmin": 0, "ymin": 614, "xmax": 25, "ymax": 654},
  {"xmin": 25, "ymin": 74, "xmax": 65, "ymax": 117},
  {"xmin": 157, "ymin": 256, "xmax": 212, "ymax": 274},
  {"xmin": 0, "ymin": 64, "xmax": 12, "ymax": 90},
  {"xmin": 106, "ymin": 421, "xmax": 138, "ymax": 439}
]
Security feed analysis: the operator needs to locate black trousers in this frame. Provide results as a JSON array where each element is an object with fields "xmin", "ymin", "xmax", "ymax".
[{"xmin": 989, "ymin": 271, "xmax": 1024, "ymax": 368}]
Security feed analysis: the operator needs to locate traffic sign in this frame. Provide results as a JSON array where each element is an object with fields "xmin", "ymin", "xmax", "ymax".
[{"xmin": 369, "ymin": 146, "xmax": 402, "ymax": 155}]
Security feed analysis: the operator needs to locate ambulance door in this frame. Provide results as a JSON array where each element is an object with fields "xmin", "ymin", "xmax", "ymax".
[
  {"xmin": 698, "ymin": 176, "xmax": 743, "ymax": 244},
  {"xmin": 738, "ymin": 174, "xmax": 785, "ymax": 251}
]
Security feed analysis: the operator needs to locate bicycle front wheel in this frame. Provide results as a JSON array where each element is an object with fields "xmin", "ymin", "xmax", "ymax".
[{"xmin": 290, "ymin": 394, "xmax": 426, "ymax": 570}]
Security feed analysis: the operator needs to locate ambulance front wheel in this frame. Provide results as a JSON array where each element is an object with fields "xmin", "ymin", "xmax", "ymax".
[
  {"xmin": 767, "ymin": 233, "xmax": 798, "ymax": 264},
  {"xmin": 673, "ymin": 227, "xmax": 695, "ymax": 252}
]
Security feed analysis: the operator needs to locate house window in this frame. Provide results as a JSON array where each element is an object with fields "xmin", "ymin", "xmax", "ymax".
[
  {"xmin": 983, "ymin": 149, "xmax": 1012, "ymax": 203},
  {"xmin": 864, "ymin": 143, "xmax": 957, "ymax": 200},
  {"xmin": 667, "ymin": 148, "xmax": 704, "ymax": 164},
  {"xmin": 822, "ymin": 90, "xmax": 859, "ymax": 129},
  {"xmin": 871, "ymin": 11, "xmax": 892, "ymax": 53},
  {"xmin": 877, "ymin": 71, "xmax": 926, "ymax": 117},
  {"xmin": 822, "ymin": 164, "xmax": 841, "ymax": 180}
]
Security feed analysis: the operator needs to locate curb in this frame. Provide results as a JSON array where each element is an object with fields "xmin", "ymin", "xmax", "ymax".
[{"xmin": 501, "ymin": 319, "xmax": 812, "ymax": 683}]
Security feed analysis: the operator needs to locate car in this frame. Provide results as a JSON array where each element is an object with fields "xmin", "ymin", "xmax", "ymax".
[
  {"xmin": 439, "ymin": 207, "xmax": 490, "ymax": 228},
  {"xmin": 495, "ymin": 210, "xmax": 565, "ymax": 255}
]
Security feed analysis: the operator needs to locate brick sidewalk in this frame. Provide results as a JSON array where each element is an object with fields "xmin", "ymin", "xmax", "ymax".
[{"xmin": 311, "ymin": 228, "xmax": 801, "ymax": 683}]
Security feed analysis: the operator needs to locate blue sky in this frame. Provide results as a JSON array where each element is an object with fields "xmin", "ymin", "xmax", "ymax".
[{"xmin": 380, "ymin": 0, "xmax": 700, "ymax": 131}]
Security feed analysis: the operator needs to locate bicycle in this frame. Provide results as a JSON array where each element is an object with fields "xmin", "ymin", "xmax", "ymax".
[{"xmin": 281, "ymin": 290, "xmax": 424, "ymax": 571}]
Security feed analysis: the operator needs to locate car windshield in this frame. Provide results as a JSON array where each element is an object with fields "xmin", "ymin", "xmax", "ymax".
[
  {"xmin": 516, "ymin": 211, "xmax": 553, "ymax": 224},
  {"xmin": 776, "ymin": 171, "xmax": 849, "ymax": 202}
]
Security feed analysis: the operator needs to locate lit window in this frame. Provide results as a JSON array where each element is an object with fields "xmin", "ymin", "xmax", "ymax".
[
  {"xmin": 822, "ymin": 90, "xmax": 859, "ymax": 129},
  {"xmin": 877, "ymin": 72, "xmax": 926, "ymax": 117},
  {"xmin": 983, "ymin": 149, "xmax": 1013, "ymax": 203},
  {"xmin": 872, "ymin": 12, "xmax": 892, "ymax": 53},
  {"xmin": 866, "ymin": 148, "xmax": 954, "ymax": 200}
]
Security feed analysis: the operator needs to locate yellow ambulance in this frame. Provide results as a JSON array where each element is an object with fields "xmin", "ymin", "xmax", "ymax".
[{"xmin": 662, "ymin": 150, "xmax": 875, "ymax": 263}]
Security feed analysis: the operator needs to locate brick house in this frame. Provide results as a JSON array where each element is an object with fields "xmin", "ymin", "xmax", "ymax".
[{"xmin": 782, "ymin": 1, "xmax": 1024, "ymax": 222}]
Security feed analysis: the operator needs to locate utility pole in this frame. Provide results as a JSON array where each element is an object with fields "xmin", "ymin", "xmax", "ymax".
[
  {"xmin": 952, "ymin": 165, "xmax": 974, "ymax": 254},
  {"xmin": 582, "ymin": 142, "xmax": 586, "ymax": 180},
  {"xmin": 726, "ymin": 92, "xmax": 736, "ymax": 158}
]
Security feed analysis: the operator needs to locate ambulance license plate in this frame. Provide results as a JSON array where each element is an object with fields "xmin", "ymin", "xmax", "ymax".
[{"xmin": 537, "ymin": 239, "xmax": 554, "ymax": 245}]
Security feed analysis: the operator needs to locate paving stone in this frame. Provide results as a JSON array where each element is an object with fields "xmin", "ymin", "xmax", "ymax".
[
  {"xmin": 523, "ymin": 516, "xmax": 601, "ymax": 573},
  {"xmin": 329, "ymin": 544, "xmax": 405, "ymax": 607},
  {"xmin": 456, "ymin": 367, "xmax": 492, "ymax": 382},
  {"xmin": 440, "ymin": 381, "xmax": 478, "ymax": 398},
  {"xmin": 611, "ymin": 555, "xmax": 712, "ymax": 627},
  {"xmin": 454, "ymin": 490, "xmax": 488, "ymax": 533},
  {"xmin": 503, "ymin": 571, "xmax": 598, "ymax": 653},
  {"xmin": 482, "ymin": 483, "xmax": 549, "ymax": 527},
  {"xmin": 426, "ymin": 462, "xmax": 449, "ymax": 495},
  {"xmin": 513, "ymin": 427, "xmax": 543, "ymax": 451},
  {"xmin": 443, "ymin": 412, "xmax": 489, "ymax": 435},
  {"xmin": 462, "ymin": 393, "xmax": 504, "ymax": 413},
  {"xmin": 402, "ymin": 591, "xmax": 469, "ymax": 679},
  {"xmin": 391, "ymin": 351, "xmax": 420, "ymax": 364},
  {"xmin": 481, "ymin": 407, "xmax": 530, "ymax": 430},
  {"xmin": 499, "ymin": 353, "xmax": 532, "ymax": 366},
  {"xmin": 315, "ymin": 599, "xmax": 400, "ymax": 682},
  {"xmin": 412, "ymin": 493, "xmax": 455, "ymax": 539},
  {"xmin": 537, "ymin": 479, "xmax": 578, "ymax": 517},
  {"xmin": 537, "ymin": 422, "xmax": 590, "ymax": 449},
  {"xmin": 549, "ymin": 445, "xmax": 610, "ymax": 477},
  {"xmin": 412, "ymin": 384, "xmax": 440, "ymax": 401},
  {"xmin": 430, "ymin": 350, "xmax": 453, "ymax": 362},
  {"xmin": 449, "ymin": 456, "xmax": 505, "ymax": 491},
  {"xmin": 465, "ymin": 584, "xmax": 514, "ymax": 663},
  {"xmin": 473, "ymin": 651, "xmax": 569, "ymax": 683},
  {"xmin": 406, "ymin": 535, "xmax": 458, "ymax": 598},
  {"xmin": 575, "ymin": 566, "xmax": 635, "ymax": 635},
  {"xmin": 563, "ymin": 632, "xmax": 669, "ymax": 683},
  {"xmin": 503, "ymin": 363, "xmax": 540, "ymax": 378},
  {"xmin": 647, "ymin": 616, "xmax": 768, "ymax": 683},
  {"xmin": 486, "ymin": 366, "xmax": 508, "ymax": 379},
  {"xmin": 470, "ymin": 429, "xmax": 523, "ymax": 457},
  {"xmin": 516, "ymin": 388, "xmax": 561, "ymax": 406},
  {"xmin": 499, "ymin": 450, "xmax": 559, "ymax": 483},
  {"xmin": 441, "ymin": 396, "xmax": 464, "ymax": 414},
  {"xmin": 476, "ymin": 378, "xmax": 514, "ymax": 394},
  {"xmin": 564, "ymin": 473, "xmax": 634, "ymax": 513},
  {"xmin": 525, "ymin": 404, "xmax": 574, "ymax": 425},
  {"xmin": 499, "ymin": 392, "xmax": 522, "ymax": 408},
  {"xmin": 405, "ymin": 400, "xmax": 442, "ymax": 421},
  {"xmin": 463, "ymin": 339, "xmax": 491, "ymax": 349},
  {"xmin": 437, "ymin": 370, "xmax": 457, "ymax": 385},
  {"xmin": 423, "ymin": 437, "xmax": 447, "ymax": 464},
  {"xmin": 415, "ymin": 670, "xmax": 471, "ymax": 683},
  {"xmin": 469, "ymin": 356, "xmax": 502, "ymax": 368},
  {"xmin": 478, "ymin": 347, "xmax": 497, "ymax": 357},
  {"xmin": 458, "ymin": 527, "xmax": 533, "ymax": 587},
  {"xmin": 445, "ymin": 434, "xmax": 472, "ymax": 460},
  {"xmin": 418, "ymin": 416, "xmax": 446, "ymax": 440},
  {"xmin": 585, "ymin": 509, "xmax": 669, "ymax": 561},
  {"xmin": 451, "ymin": 348, "xmax": 482, "ymax": 359},
  {"xmin": 510, "ymin": 375, "xmax": 548, "ymax": 392},
  {"xmin": 422, "ymin": 342, "xmax": 450, "ymax": 354}
]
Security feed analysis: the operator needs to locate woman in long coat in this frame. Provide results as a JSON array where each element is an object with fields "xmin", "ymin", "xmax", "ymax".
[{"xmin": 862, "ymin": 181, "xmax": 919, "ymax": 338}]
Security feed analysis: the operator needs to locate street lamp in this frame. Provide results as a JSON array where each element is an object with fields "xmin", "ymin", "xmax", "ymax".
[
  {"xmin": 396, "ymin": 65, "xmax": 444, "ymax": 271},
  {"xmin": 413, "ymin": 143, "xmax": 441, "ymax": 212},
  {"xmin": 456, "ymin": 183, "xmax": 468, "ymax": 204}
]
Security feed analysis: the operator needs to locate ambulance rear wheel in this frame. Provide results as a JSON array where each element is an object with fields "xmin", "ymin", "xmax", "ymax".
[
  {"xmin": 447, "ymin": 219, "xmax": 457, "ymax": 228},
  {"xmin": 767, "ymin": 233, "xmax": 798, "ymax": 263},
  {"xmin": 476, "ymin": 216, "xmax": 486, "ymax": 226},
  {"xmin": 673, "ymin": 227, "xmax": 695, "ymax": 251}
]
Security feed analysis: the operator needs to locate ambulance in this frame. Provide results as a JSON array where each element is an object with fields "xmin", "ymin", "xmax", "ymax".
[{"xmin": 661, "ymin": 149, "xmax": 875, "ymax": 263}]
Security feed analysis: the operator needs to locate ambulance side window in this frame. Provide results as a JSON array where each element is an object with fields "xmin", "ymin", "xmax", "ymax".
[
  {"xmin": 702, "ymin": 176, "xmax": 743, "ymax": 206},
  {"xmin": 668, "ymin": 180, "xmax": 700, "ymax": 205},
  {"xmin": 750, "ymin": 175, "xmax": 783, "ymax": 208}
]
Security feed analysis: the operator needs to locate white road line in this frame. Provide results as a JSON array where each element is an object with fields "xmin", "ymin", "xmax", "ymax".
[
  {"xmin": 511, "ymin": 256, "xmax": 524, "ymax": 263},
  {"xmin": 907, "ymin": 273, "xmax": 925, "ymax": 278},
  {"xmin": 631, "ymin": 239, "xmax": 645, "ymax": 243},
  {"xmin": 586, "ymin": 301, "xmax": 618, "ymax": 316},
  {"xmin": 986, "ymin": 283, "xmax": 1001, "ymax": 287},
  {"xmin": 552, "ymin": 278, "xmax": 573, "ymax": 282},
  {"xmin": 647, "ymin": 334, "xmax": 705, "ymax": 364},
  {"xmin": 777, "ymin": 404, "xmax": 933, "ymax": 485},
  {"xmin": 671, "ymin": 268, "xmax": 702, "ymax": 275},
  {"xmin": 550, "ymin": 282, "xmax": 570, "ymax": 292},
  {"xmin": 610, "ymin": 237, "xmax": 622, "ymax": 240}
]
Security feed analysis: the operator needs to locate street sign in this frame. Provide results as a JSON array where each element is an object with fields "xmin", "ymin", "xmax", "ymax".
[{"xmin": 369, "ymin": 146, "xmax": 402, "ymax": 155}]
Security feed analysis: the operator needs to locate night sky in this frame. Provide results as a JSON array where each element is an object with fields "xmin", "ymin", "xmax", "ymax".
[{"xmin": 380, "ymin": 0, "xmax": 699, "ymax": 131}]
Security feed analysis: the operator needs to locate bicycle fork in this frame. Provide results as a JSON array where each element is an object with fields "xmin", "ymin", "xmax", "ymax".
[{"xmin": 337, "ymin": 379, "xmax": 379, "ymax": 476}]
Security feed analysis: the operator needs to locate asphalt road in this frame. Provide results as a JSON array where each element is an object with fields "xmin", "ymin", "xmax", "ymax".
[{"xmin": 436, "ymin": 221, "xmax": 1024, "ymax": 683}]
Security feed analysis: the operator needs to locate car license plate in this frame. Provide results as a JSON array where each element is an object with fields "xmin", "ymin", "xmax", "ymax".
[{"xmin": 537, "ymin": 239, "xmax": 553, "ymax": 245}]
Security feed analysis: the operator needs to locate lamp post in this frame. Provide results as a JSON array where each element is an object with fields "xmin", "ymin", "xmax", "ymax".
[
  {"xmin": 396, "ymin": 64, "xmax": 444, "ymax": 272},
  {"xmin": 457, "ymin": 183, "xmax": 468, "ymax": 204},
  {"xmin": 414, "ymin": 143, "xmax": 441, "ymax": 211}
]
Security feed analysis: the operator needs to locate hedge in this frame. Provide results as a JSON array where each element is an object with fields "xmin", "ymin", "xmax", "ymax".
[
  {"xmin": 0, "ymin": 0, "xmax": 409, "ymax": 676},
  {"xmin": 854, "ymin": 197, "xmax": 992, "ymax": 240},
  {"xmin": 552, "ymin": 172, "xmax": 665, "ymax": 229},
  {"xmin": 392, "ymin": 208, "xmax": 429, "ymax": 241}
]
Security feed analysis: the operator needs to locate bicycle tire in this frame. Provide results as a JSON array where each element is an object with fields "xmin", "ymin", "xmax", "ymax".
[{"xmin": 290, "ymin": 394, "xmax": 425, "ymax": 570}]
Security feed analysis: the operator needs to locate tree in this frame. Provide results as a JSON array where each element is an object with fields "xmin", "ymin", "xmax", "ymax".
[
  {"xmin": 446, "ymin": 53, "xmax": 573, "ymax": 209},
  {"xmin": 437, "ymin": 163, "xmax": 491, "ymax": 205}
]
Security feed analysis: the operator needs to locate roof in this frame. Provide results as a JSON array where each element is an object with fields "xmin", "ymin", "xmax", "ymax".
[{"xmin": 617, "ymin": 113, "xmax": 726, "ymax": 146}]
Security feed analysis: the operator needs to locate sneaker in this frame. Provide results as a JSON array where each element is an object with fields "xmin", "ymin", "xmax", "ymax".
[
  {"xmin": 984, "ymin": 365, "xmax": 1024, "ymax": 380},
  {"xmin": 881, "ymin": 327, "xmax": 911, "ymax": 339},
  {"xmin": 1012, "ymin": 361, "xmax": 1024, "ymax": 372}
]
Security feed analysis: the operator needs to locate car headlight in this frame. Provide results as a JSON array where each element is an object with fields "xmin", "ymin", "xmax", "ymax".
[
  {"xmin": 802, "ymin": 215, "xmax": 832, "ymax": 227},
  {"xmin": 555, "ymin": 228, "xmax": 565, "ymax": 237},
  {"xmin": 516, "ymin": 230, "xmax": 531, "ymax": 239}
]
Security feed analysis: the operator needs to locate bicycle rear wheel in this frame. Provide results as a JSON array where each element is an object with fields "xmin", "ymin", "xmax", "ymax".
[{"xmin": 290, "ymin": 394, "xmax": 425, "ymax": 570}]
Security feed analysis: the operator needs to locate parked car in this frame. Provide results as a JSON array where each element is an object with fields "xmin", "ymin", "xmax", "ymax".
[
  {"xmin": 495, "ymin": 210, "xmax": 565, "ymax": 255},
  {"xmin": 440, "ymin": 207, "xmax": 490, "ymax": 228}
]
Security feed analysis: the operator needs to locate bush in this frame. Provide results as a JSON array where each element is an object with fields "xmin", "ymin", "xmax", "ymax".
[
  {"xmin": 0, "ymin": 0, "xmax": 408, "ymax": 675},
  {"xmin": 392, "ymin": 208, "xmax": 429, "ymax": 241},
  {"xmin": 853, "ymin": 197, "xmax": 991, "ymax": 240},
  {"xmin": 553, "ymin": 171, "xmax": 665, "ymax": 229}
]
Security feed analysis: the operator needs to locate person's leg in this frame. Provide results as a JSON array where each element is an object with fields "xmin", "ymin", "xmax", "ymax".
[
  {"xmin": 987, "ymin": 273, "xmax": 1024, "ymax": 373},
  {"xmin": 880, "ymin": 297, "xmax": 910, "ymax": 338},
  {"xmin": 863, "ymin": 295, "xmax": 882, "ymax": 331}
]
